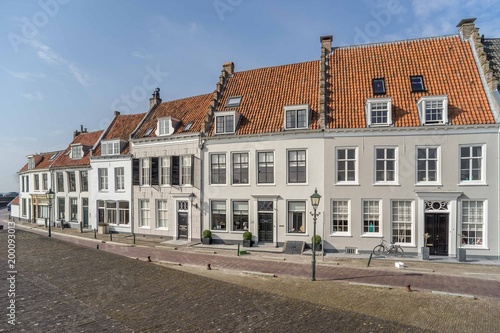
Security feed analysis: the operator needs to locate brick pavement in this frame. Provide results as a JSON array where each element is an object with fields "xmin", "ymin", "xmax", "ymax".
[{"xmin": 15, "ymin": 222, "xmax": 500, "ymax": 300}]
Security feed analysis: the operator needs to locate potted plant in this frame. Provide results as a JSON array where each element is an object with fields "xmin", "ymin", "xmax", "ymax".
[
  {"xmin": 457, "ymin": 233, "xmax": 467, "ymax": 262},
  {"xmin": 422, "ymin": 232, "xmax": 430, "ymax": 260},
  {"xmin": 311, "ymin": 235, "xmax": 322, "ymax": 251},
  {"xmin": 202, "ymin": 229, "xmax": 212, "ymax": 245},
  {"xmin": 242, "ymin": 231, "xmax": 252, "ymax": 247},
  {"xmin": 98, "ymin": 222, "xmax": 109, "ymax": 235}
]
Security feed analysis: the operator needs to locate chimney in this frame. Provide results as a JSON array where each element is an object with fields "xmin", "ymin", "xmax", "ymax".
[
  {"xmin": 73, "ymin": 130, "xmax": 80, "ymax": 138},
  {"xmin": 320, "ymin": 35, "xmax": 333, "ymax": 53},
  {"xmin": 457, "ymin": 18, "xmax": 476, "ymax": 40},
  {"xmin": 318, "ymin": 35, "xmax": 332, "ymax": 130},
  {"xmin": 149, "ymin": 87, "xmax": 162, "ymax": 109},
  {"xmin": 114, "ymin": 111, "xmax": 121, "ymax": 117},
  {"xmin": 222, "ymin": 62, "xmax": 234, "ymax": 75}
]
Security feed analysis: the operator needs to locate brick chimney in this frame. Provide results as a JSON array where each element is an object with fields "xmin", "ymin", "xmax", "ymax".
[
  {"xmin": 320, "ymin": 35, "xmax": 333, "ymax": 54},
  {"xmin": 222, "ymin": 62, "xmax": 234, "ymax": 75},
  {"xmin": 149, "ymin": 87, "xmax": 162, "ymax": 109},
  {"xmin": 73, "ymin": 125, "xmax": 88, "ymax": 138},
  {"xmin": 318, "ymin": 35, "xmax": 332, "ymax": 130},
  {"xmin": 457, "ymin": 18, "xmax": 476, "ymax": 40}
]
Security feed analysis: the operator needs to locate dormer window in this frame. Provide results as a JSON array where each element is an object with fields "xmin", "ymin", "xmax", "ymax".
[
  {"xmin": 70, "ymin": 145, "xmax": 83, "ymax": 160},
  {"xmin": 410, "ymin": 76, "xmax": 425, "ymax": 92},
  {"xmin": 27, "ymin": 156, "xmax": 35, "ymax": 170},
  {"xmin": 365, "ymin": 98, "xmax": 392, "ymax": 126},
  {"xmin": 226, "ymin": 96, "xmax": 242, "ymax": 107},
  {"xmin": 284, "ymin": 105, "xmax": 309, "ymax": 130},
  {"xmin": 417, "ymin": 95, "xmax": 448, "ymax": 125},
  {"xmin": 215, "ymin": 110, "xmax": 239, "ymax": 134},
  {"xmin": 372, "ymin": 78, "xmax": 386, "ymax": 95},
  {"xmin": 101, "ymin": 140, "xmax": 121, "ymax": 156},
  {"xmin": 157, "ymin": 117, "xmax": 179, "ymax": 136}
]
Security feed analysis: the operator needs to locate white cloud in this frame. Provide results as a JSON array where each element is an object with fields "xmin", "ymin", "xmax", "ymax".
[
  {"xmin": 21, "ymin": 92, "xmax": 44, "ymax": 101},
  {"xmin": 131, "ymin": 48, "xmax": 150, "ymax": 59},
  {"xmin": 29, "ymin": 40, "xmax": 91, "ymax": 86},
  {"xmin": 3, "ymin": 69, "xmax": 46, "ymax": 81}
]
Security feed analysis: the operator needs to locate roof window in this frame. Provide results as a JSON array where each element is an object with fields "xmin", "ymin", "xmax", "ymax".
[
  {"xmin": 226, "ymin": 96, "xmax": 242, "ymax": 107},
  {"xmin": 144, "ymin": 128, "xmax": 153, "ymax": 137},
  {"xmin": 372, "ymin": 78, "xmax": 386, "ymax": 95},
  {"xmin": 183, "ymin": 122, "xmax": 193, "ymax": 132},
  {"xmin": 410, "ymin": 76, "xmax": 425, "ymax": 92}
]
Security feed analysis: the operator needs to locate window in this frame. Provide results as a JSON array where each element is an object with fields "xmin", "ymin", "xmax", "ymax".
[
  {"xmin": 28, "ymin": 157, "xmax": 35, "ymax": 170},
  {"xmin": 34, "ymin": 174, "xmax": 40, "ymax": 191},
  {"xmin": 460, "ymin": 145, "xmax": 484, "ymax": 182},
  {"xmin": 211, "ymin": 154, "xmax": 226, "ymax": 184},
  {"xmin": 183, "ymin": 122, "xmax": 193, "ymax": 132},
  {"xmin": 363, "ymin": 200, "xmax": 381, "ymax": 234},
  {"xmin": 58, "ymin": 197, "xmax": 65, "ymax": 220},
  {"xmin": 417, "ymin": 147, "xmax": 439, "ymax": 183},
  {"xmin": 410, "ymin": 76, "xmax": 425, "ymax": 92},
  {"xmin": 139, "ymin": 200, "xmax": 150, "ymax": 227},
  {"xmin": 232, "ymin": 153, "xmax": 249, "ymax": 184},
  {"xmin": 57, "ymin": 172, "xmax": 64, "ymax": 192},
  {"xmin": 42, "ymin": 173, "xmax": 48, "ymax": 191},
  {"xmin": 336, "ymin": 148, "xmax": 357, "ymax": 183},
  {"xmin": 211, "ymin": 201, "xmax": 227, "ymax": 230},
  {"xmin": 157, "ymin": 200, "xmax": 168, "ymax": 228},
  {"xmin": 70, "ymin": 197, "xmax": 78, "ymax": 221},
  {"xmin": 37, "ymin": 205, "xmax": 49, "ymax": 218},
  {"xmin": 157, "ymin": 117, "xmax": 178, "ymax": 136},
  {"xmin": 22, "ymin": 199, "xmax": 26, "ymax": 217},
  {"xmin": 49, "ymin": 152, "xmax": 59, "ymax": 160},
  {"xmin": 375, "ymin": 148, "xmax": 397, "ymax": 183},
  {"xmin": 288, "ymin": 150, "xmax": 306, "ymax": 183},
  {"xmin": 21, "ymin": 176, "xmax": 25, "ymax": 192},
  {"xmin": 284, "ymin": 106, "xmax": 308, "ymax": 130},
  {"xmin": 68, "ymin": 172, "xmax": 76, "ymax": 192},
  {"xmin": 26, "ymin": 176, "xmax": 30, "ymax": 191},
  {"xmin": 233, "ymin": 201, "xmax": 249, "ymax": 231},
  {"xmin": 71, "ymin": 145, "xmax": 83, "ymax": 159},
  {"xmin": 98, "ymin": 168, "xmax": 108, "ymax": 191},
  {"xmin": 144, "ymin": 128, "xmax": 153, "ymax": 137},
  {"xmin": 98, "ymin": 200, "xmax": 105, "ymax": 224},
  {"xmin": 215, "ymin": 114, "xmax": 235, "ymax": 134},
  {"xmin": 101, "ymin": 141, "xmax": 121, "ymax": 156},
  {"xmin": 417, "ymin": 96, "xmax": 448, "ymax": 125},
  {"xmin": 115, "ymin": 167, "xmax": 125, "ymax": 191},
  {"xmin": 160, "ymin": 157, "xmax": 171, "ymax": 185},
  {"xmin": 227, "ymin": 96, "xmax": 242, "ymax": 107},
  {"xmin": 106, "ymin": 201, "xmax": 116, "ymax": 224},
  {"xmin": 392, "ymin": 201, "xmax": 412, "ymax": 244},
  {"xmin": 461, "ymin": 201, "xmax": 484, "ymax": 246},
  {"xmin": 80, "ymin": 171, "xmax": 88, "ymax": 192},
  {"xmin": 288, "ymin": 201, "xmax": 305, "ymax": 233},
  {"xmin": 366, "ymin": 98, "xmax": 392, "ymax": 126},
  {"xmin": 332, "ymin": 200, "xmax": 349, "ymax": 234},
  {"xmin": 181, "ymin": 156, "xmax": 192, "ymax": 185},
  {"xmin": 372, "ymin": 78, "xmax": 386, "ymax": 94},
  {"xmin": 257, "ymin": 152, "xmax": 274, "ymax": 184},
  {"xmin": 118, "ymin": 202, "xmax": 129, "ymax": 225},
  {"xmin": 141, "ymin": 158, "xmax": 150, "ymax": 186}
]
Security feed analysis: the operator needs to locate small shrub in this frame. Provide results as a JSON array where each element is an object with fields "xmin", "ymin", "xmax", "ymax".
[
  {"xmin": 243, "ymin": 231, "xmax": 252, "ymax": 240},
  {"xmin": 202, "ymin": 229, "xmax": 212, "ymax": 238},
  {"xmin": 311, "ymin": 235, "xmax": 321, "ymax": 244}
]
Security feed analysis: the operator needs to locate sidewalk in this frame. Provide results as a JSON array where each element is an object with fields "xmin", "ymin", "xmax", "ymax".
[{"xmin": 5, "ymin": 217, "xmax": 500, "ymax": 299}]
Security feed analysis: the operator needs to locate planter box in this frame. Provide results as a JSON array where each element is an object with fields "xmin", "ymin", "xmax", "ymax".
[
  {"xmin": 457, "ymin": 248, "xmax": 466, "ymax": 262},
  {"xmin": 202, "ymin": 237, "xmax": 212, "ymax": 245},
  {"xmin": 242, "ymin": 239, "xmax": 252, "ymax": 247},
  {"xmin": 313, "ymin": 244, "xmax": 322, "ymax": 251},
  {"xmin": 98, "ymin": 225, "xmax": 109, "ymax": 234},
  {"xmin": 421, "ymin": 247, "xmax": 430, "ymax": 260}
]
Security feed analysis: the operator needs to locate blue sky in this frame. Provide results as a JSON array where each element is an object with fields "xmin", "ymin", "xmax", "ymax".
[{"xmin": 1, "ymin": 0, "xmax": 499, "ymax": 192}]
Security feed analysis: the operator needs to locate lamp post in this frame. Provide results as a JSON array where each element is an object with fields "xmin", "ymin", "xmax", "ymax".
[
  {"xmin": 46, "ymin": 188, "xmax": 55, "ymax": 237},
  {"xmin": 310, "ymin": 188, "xmax": 321, "ymax": 281}
]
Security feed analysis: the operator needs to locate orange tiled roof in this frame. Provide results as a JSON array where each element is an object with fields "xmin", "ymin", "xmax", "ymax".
[
  {"xmin": 94, "ymin": 113, "xmax": 145, "ymax": 156},
  {"xmin": 9, "ymin": 196, "xmax": 19, "ymax": 205},
  {"xmin": 18, "ymin": 151, "xmax": 62, "ymax": 173},
  {"xmin": 214, "ymin": 61, "xmax": 320, "ymax": 135},
  {"xmin": 327, "ymin": 35, "xmax": 494, "ymax": 128},
  {"xmin": 51, "ymin": 130, "xmax": 103, "ymax": 168},
  {"xmin": 134, "ymin": 93, "xmax": 213, "ymax": 139}
]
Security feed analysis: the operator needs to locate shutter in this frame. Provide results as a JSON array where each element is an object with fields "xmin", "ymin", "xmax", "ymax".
[
  {"xmin": 171, "ymin": 156, "xmax": 180, "ymax": 185},
  {"xmin": 151, "ymin": 157, "xmax": 159, "ymax": 185},
  {"xmin": 132, "ymin": 159, "xmax": 140, "ymax": 186},
  {"xmin": 190, "ymin": 155, "xmax": 194, "ymax": 186}
]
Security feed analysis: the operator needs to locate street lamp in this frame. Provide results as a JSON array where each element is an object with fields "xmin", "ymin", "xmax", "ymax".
[
  {"xmin": 46, "ymin": 188, "xmax": 55, "ymax": 237},
  {"xmin": 310, "ymin": 188, "xmax": 321, "ymax": 281}
]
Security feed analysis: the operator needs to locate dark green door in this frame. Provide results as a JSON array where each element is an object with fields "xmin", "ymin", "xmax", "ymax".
[{"xmin": 425, "ymin": 213, "xmax": 449, "ymax": 255}]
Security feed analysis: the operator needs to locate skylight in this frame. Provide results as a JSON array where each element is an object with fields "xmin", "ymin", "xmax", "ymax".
[
  {"xmin": 372, "ymin": 78, "xmax": 386, "ymax": 95},
  {"xmin": 144, "ymin": 128, "xmax": 153, "ymax": 137},
  {"xmin": 183, "ymin": 122, "xmax": 193, "ymax": 131},
  {"xmin": 49, "ymin": 152, "xmax": 59, "ymax": 160},
  {"xmin": 226, "ymin": 96, "xmax": 242, "ymax": 107},
  {"xmin": 410, "ymin": 76, "xmax": 425, "ymax": 92}
]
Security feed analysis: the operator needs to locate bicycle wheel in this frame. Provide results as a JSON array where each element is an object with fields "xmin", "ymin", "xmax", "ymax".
[
  {"xmin": 373, "ymin": 245, "xmax": 384, "ymax": 255},
  {"xmin": 394, "ymin": 245, "xmax": 404, "ymax": 257}
]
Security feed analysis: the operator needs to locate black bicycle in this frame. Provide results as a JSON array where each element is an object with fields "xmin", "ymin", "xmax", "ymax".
[{"xmin": 372, "ymin": 238, "xmax": 404, "ymax": 257}]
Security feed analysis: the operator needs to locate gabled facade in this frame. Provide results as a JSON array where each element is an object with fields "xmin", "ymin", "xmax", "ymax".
[
  {"xmin": 90, "ymin": 111, "xmax": 145, "ymax": 232},
  {"xmin": 50, "ymin": 127, "xmax": 103, "ymax": 228},
  {"xmin": 129, "ymin": 90, "xmax": 212, "ymax": 241}
]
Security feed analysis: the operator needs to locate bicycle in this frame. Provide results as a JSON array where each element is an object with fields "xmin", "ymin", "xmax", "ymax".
[{"xmin": 372, "ymin": 238, "xmax": 404, "ymax": 257}]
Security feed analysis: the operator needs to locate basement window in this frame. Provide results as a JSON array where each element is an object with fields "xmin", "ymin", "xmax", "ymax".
[{"xmin": 372, "ymin": 78, "xmax": 386, "ymax": 95}]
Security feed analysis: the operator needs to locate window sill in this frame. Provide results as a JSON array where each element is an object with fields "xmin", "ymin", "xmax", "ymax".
[
  {"xmin": 373, "ymin": 183, "xmax": 400, "ymax": 186},
  {"xmin": 415, "ymin": 183, "xmax": 442, "ymax": 187},
  {"xmin": 329, "ymin": 233, "xmax": 352, "ymax": 237},
  {"xmin": 256, "ymin": 183, "xmax": 276, "ymax": 186},
  {"xmin": 231, "ymin": 183, "xmax": 251, "ymax": 187},
  {"xmin": 209, "ymin": 184, "xmax": 227, "ymax": 186},
  {"xmin": 335, "ymin": 182, "xmax": 359, "ymax": 186},
  {"xmin": 458, "ymin": 182, "xmax": 488, "ymax": 186},
  {"xmin": 211, "ymin": 229, "xmax": 228, "ymax": 233},
  {"xmin": 286, "ymin": 182, "xmax": 308, "ymax": 186},
  {"xmin": 156, "ymin": 227, "xmax": 169, "ymax": 230},
  {"xmin": 138, "ymin": 226, "xmax": 151, "ymax": 229},
  {"xmin": 361, "ymin": 234, "xmax": 383, "ymax": 238},
  {"xmin": 285, "ymin": 233, "xmax": 308, "ymax": 236},
  {"xmin": 460, "ymin": 245, "xmax": 488, "ymax": 250}
]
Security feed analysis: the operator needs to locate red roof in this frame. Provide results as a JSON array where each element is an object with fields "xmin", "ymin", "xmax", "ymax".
[
  {"xmin": 18, "ymin": 151, "xmax": 62, "ymax": 173},
  {"xmin": 9, "ymin": 196, "xmax": 19, "ymax": 206},
  {"xmin": 51, "ymin": 130, "xmax": 103, "ymax": 168},
  {"xmin": 94, "ymin": 113, "xmax": 145, "ymax": 156}
]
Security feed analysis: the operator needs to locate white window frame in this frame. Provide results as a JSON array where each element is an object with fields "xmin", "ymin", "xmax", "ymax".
[
  {"xmin": 214, "ymin": 111, "xmax": 239, "ymax": 134},
  {"xmin": 232, "ymin": 152, "xmax": 249, "ymax": 185},
  {"xmin": 257, "ymin": 151, "xmax": 274, "ymax": 185},
  {"xmin": 157, "ymin": 200, "xmax": 168, "ymax": 229},
  {"xmin": 459, "ymin": 144, "xmax": 486, "ymax": 185},
  {"xmin": 140, "ymin": 158, "xmax": 151, "ymax": 186},
  {"xmin": 101, "ymin": 140, "xmax": 121, "ymax": 156},
  {"xmin": 160, "ymin": 156, "xmax": 171, "ymax": 186},
  {"xmin": 98, "ymin": 168, "xmax": 108, "ymax": 191},
  {"xmin": 139, "ymin": 199, "xmax": 150, "ymax": 228},
  {"xmin": 287, "ymin": 149, "xmax": 307, "ymax": 185},
  {"xmin": 284, "ymin": 104, "xmax": 309, "ymax": 130},
  {"xmin": 42, "ymin": 173, "xmax": 48, "ymax": 191},
  {"xmin": 118, "ymin": 201, "xmax": 129, "ymax": 225},
  {"xmin": 362, "ymin": 199, "xmax": 382, "ymax": 237},
  {"xmin": 28, "ymin": 156, "xmax": 35, "ymax": 170},
  {"xmin": 415, "ymin": 146, "xmax": 441, "ymax": 185},
  {"xmin": 210, "ymin": 200, "xmax": 227, "ymax": 231},
  {"xmin": 34, "ymin": 174, "xmax": 40, "ymax": 191},
  {"xmin": 115, "ymin": 167, "xmax": 125, "ymax": 191},
  {"xmin": 331, "ymin": 200, "xmax": 351, "ymax": 236},
  {"xmin": 460, "ymin": 200, "xmax": 487, "ymax": 248},
  {"xmin": 232, "ymin": 200, "xmax": 249, "ymax": 231},
  {"xmin": 156, "ymin": 117, "xmax": 179, "ymax": 136},
  {"xmin": 417, "ymin": 95, "xmax": 448, "ymax": 125},
  {"xmin": 70, "ymin": 145, "xmax": 83, "ymax": 159},
  {"xmin": 287, "ymin": 200, "xmax": 307, "ymax": 234},
  {"xmin": 391, "ymin": 200, "xmax": 414, "ymax": 246},
  {"xmin": 374, "ymin": 147, "xmax": 398, "ymax": 185},
  {"xmin": 336, "ymin": 147, "xmax": 358, "ymax": 185},
  {"xmin": 210, "ymin": 153, "xmax": 227, "ymax": 185},
  {"xmin": 365, "ymin": 98, "xmax": 392, "ymax": 127}
]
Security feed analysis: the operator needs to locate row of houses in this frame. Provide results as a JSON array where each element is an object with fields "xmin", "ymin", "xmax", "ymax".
[{"xmin": 11, "ymin": 18, "xmax": 500, "ymax": 259}]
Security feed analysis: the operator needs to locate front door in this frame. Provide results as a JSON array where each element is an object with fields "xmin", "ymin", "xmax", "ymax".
[
  {"xmin": 425, "ymin": 213, "xmax": 449, "ymax": 255},
  {"xmin": 258, "ymin": 213, "xmax": 273, "ymax": 242},
  {"xmin": 177, "ymin": 201, "xmax": 189, "ymax": 239},
  {"xmin": 82, "ymin": 198, "xmax": 89, "ymax": 228}
]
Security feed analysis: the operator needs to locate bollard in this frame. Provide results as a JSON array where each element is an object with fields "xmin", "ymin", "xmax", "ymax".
[
  {"xmin": 133, "ymin": 233, "xmax": 136, "ymax": 244},
  {"xmin": 94, "ymin": 229, "xmax": 97, "ymax": 239},
  {"xmin": 110, "ymin": 232, "xmax": 113, "ymax": 241},
  {"xmin": 60, "ymin": 220, "xmax": 64, "ymax": 231},
  {"xmin": 367, "ymin": 253, "xmax": 373, "ymax": 267},
  {"xmin": 79, "ymin": 221, "xmax": 83, "ymax": 233},
  {"xmin": 237, "ymin": 243, "xmax": 240, "ymax": 256}
]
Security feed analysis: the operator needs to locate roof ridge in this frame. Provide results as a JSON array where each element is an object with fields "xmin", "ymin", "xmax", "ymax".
[
  {"xmin": 233, "ymin": 59, "xmax": 319, "ymax": 75},
  {"xmin": 333, "ymin": 34, "xmax": 459, "ymax": 51},
  {"xmin": 161, "ymin": 92, "xmax": 212, "ymax": 105}
]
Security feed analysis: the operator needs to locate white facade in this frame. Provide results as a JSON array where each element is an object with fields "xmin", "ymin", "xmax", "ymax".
[{"xmin": 17, "ymin": 167, "xmax": 54, "ymax": 225}]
